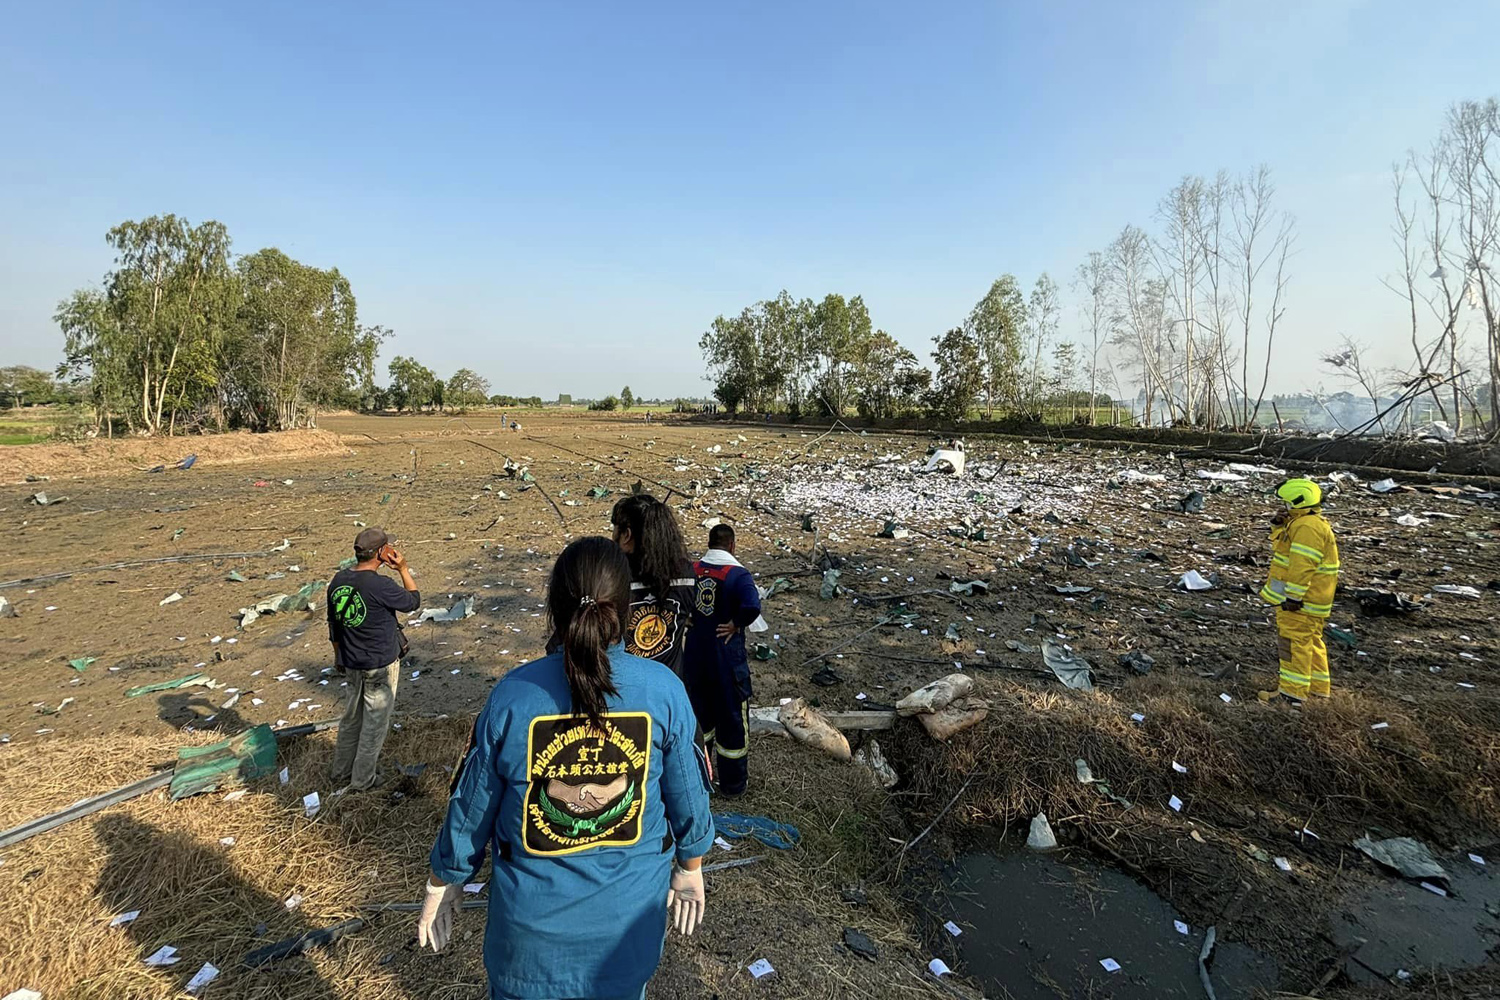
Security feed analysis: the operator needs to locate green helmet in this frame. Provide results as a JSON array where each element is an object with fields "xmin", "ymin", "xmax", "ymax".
[{"xmin": 1276, "ymin": 478, "xmax": 1322, "ymax": 509}]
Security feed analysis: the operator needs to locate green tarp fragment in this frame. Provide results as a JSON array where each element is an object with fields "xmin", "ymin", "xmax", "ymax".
[
  {"xmin": 587, "ymin": 486, "xmax": 611, "ymax": 499},
  {"xmin": 819, "ymin": 568, "xmax": 842, "ymax": 600},
  {"xmin": 227, "ymin": 570, "xmax": 248, "ymax": 582},
  {"xmin": 69, "ymin": 656, "xmax": 96, "ymax": 671},
  {"xmin": 126, "ymin": 672, "xmax": 205, "ymax": 697},
  {"xmin": 1325, "ymin": 624, "xmax": 1357, "ymax": 649},
  {"xmin": 169, "ymin": 723, "xmax": 277, "ymax": 800},
  {"xmin": 753, "ymin": 643, "xmax": 778, "ymax": 661}
]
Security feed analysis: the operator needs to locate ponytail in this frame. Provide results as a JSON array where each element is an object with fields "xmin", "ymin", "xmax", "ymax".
[
  {"xmin": 562, "ymin": 597, "xmax": 620, "ymax": 730},
  {"xmin": 547, "ymin": 537, "xmax": 633, "ymax": 730}
]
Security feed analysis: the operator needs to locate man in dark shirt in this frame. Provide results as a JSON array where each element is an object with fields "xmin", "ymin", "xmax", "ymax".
[
  {"xmin": 686, "ymin": 524, "xmax": 763, "ymax": 795},
  {"xmin": 327, "ymin": 527, "xmax": 420, "ymax": 791}
]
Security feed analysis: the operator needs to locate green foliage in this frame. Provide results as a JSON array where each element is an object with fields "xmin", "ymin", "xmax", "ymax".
[
  {"xmin": 229, "ymin": 248, "xmax": 369, "ymax": 430},
  {"xmin": 853, "ymin": 332, "xmax": 930, "ymax": 420},
  {"xmin": 445, "ymin": 368, "xmax": 491, "ymax": 410},
  {"xmin": 0, "ymin": 366, "xmax": 71, "ymax": 407},
  {"xmin": 589, "ymin": 395, "xmax": 619, "ymax": 411},
  {"xmin": 55, "ymin": 215, "xmax": 235, "ymax": 434},
  {"xmin": 927, "ymin": 327, "xmax": 983, "ymax": 422},
  {"xmin": 619, "ymin": 385, "xmax": 635, "ymax": 409},
  {"xmin": 388, "ymin": 355, "xmax": 438, "ymax": 412},
  {"xmin": 967, "ymin": 275, "xmax": 1027, "ymax": 416},
  {"xmin": 54, "ymin": 216, "xmax": 387, "ymax": 434}
]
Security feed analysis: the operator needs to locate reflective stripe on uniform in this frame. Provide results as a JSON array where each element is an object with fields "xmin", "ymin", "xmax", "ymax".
[
  {"xmin": 1289, "ymin": 542, "xmax": 1324, "ymax": 561},
  {"xmin": 1271, "ymin": 554, "xmax": 1291, "ymax": 567},
  {"xmin": 1300, "ymin": 601, "xmax": 1333, "ymax": 616},
  {"xmin": 1283, "ymin": 582, "xmax": 1309, "ymax": 596},
  {"xmin": 1260, "ymin": 584, "xmax": 1286, "ymax": 604}
]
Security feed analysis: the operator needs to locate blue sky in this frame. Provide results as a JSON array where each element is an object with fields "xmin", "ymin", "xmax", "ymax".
[{"xmin": 2, "ymin": 0, "xmax": 1497, "ymax": 399}]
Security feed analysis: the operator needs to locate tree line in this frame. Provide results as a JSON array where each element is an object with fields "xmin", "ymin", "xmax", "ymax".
[
  {"xmin": 699, "ymin": 282, "xmax": 1107, "ymax": 424},
  {"xmin": 43, "ymin": 215, "xmax": 540, "ymax": 434},
  {"xmin": 54, "ymin": 215, "xmax": 381, "ymax": 435},
  {"xmin": 702, "ymin": 98, "xmax": 1500, "ymax": 435}
]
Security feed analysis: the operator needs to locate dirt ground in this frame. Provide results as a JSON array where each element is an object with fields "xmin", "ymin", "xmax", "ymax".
[{"xmin": 2, "ymin": 411, "xmax": 1497, "ymax": 999}]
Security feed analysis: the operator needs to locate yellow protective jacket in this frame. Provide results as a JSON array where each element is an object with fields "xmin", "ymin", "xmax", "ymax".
[{"xmin": 1260, "ymin": 509, "xmax": 1340, "ymax": 617}]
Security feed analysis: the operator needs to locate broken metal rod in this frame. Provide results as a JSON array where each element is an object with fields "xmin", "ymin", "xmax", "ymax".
[{"xmin": 0, "ymin": 720, "xmax": 339, "ymax": 849}]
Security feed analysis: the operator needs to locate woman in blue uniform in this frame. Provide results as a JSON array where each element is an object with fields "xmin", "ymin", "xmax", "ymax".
[{"xmin": 417, "ymin": 537, "xmax": 715, "ymax": 1000}]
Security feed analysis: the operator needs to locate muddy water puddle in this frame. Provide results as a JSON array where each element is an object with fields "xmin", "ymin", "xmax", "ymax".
[
  {"xmin": 1331, "ymin": 850, "xmax": 1500, "ymax": 983},
  {"xmin": 941, "ymin": 850, "xmax": 1278, "ymax": 999}
]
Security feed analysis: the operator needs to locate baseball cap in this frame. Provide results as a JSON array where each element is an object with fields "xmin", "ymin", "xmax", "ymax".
[{"xmin": 354, "ymin": 527, "xmax": 391, "ymax": 555}]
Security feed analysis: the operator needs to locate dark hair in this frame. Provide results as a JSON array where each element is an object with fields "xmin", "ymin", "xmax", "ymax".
[
  {"xmin": 610, "ymin": 494, "xmax": 690, "ymax": 602},
  {"xmin": 708, "ymin": 523, "xmax": 735, "ymax": 550},
  {"xmin": 546, "ymin": 537, "xmax": 632, "ymax": 729}
]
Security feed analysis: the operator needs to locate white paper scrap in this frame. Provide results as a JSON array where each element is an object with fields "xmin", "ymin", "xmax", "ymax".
[
  {"xmin": 109, "ymin": 910, "xmax": 141, "ymax": 927},
  {"xmin": 278, "ymin": 767, "xmax": 289, "ymax": 785},
  {"xmin": 747, "ymin": 958, "xmax": 775, "ymax": 978},
  {"xmin": 219, "ymin": 837, "xmax": 235, "ymax": 847},
  {"xmin": 302, "ymin": 791, "xmax": 320, "ymax": 818},
  {"xmin": 144, "ymin": 945, "xmax": 180, "ymax": 966},
  {"xmin": 1469, "ymin": 853, "xmax": 1486, "ymax": 866},
  {"xmin": 2, "ymin": 989, "xmax": 43, "ymax": 1000},
  {"xmin": 159, "ymin": 592, "xmax": 183, "ymax": 606},
  {"xmin": 1371, "ymin": 722, "xmax": 1390, "ymax": 730},
  {"xmin": 185, "ymin": 962, "xmax": 219, "ymax": 993},
  {"xmin": 1168, "ymin": 795, "xmax": 1183, "ymax": 812},
  {"xmin": 1172, "ymin": 761, "xmax": 1188, "ymax": 774},
  {"xmin": 1174, "ymin": 919, "xmax": 1190, "ymax": 935},
  {"xmin": 284, "ymin": 893, "xmax": 303, "ymax": 910},
  {"xmin": 943, "ymin": 920, "xmax": 962, "ymax": 937},
  {"xmin": 928, "ymin": 958, "xmax": 951, "ymax": 977},
  {"xmin": 1130, "ymin": 712, "xmax": 1146, "ymax": 723},
  {"xmin": 714, "ymin": 837, "xmax": 735, "ymax": 852},
  {"xmin": 1100, "ymin": 958, "xmax": 1122, "ymax": 972},
  {"xmin": 463, "ymin": 882, "xmax": 485, "ymax": 894},
  {"xmin": 1420, "ymin": 881, "xmax": 1448, "ymax": 897},
  {"xmin": 1274, "ymin": 857, "xmax": 1292, "ymax": 872}
]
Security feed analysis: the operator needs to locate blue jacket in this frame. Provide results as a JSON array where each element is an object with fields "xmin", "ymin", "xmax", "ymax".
[
  {"xmin": 686, "ymin": 557, "xmax": 762, "ymax": 683},
  {"xmin": 429, "ymin": 646, "xmax": 714, "ymax": 998}
]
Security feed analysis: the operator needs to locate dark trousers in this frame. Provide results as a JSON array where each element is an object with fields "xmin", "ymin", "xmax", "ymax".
[{"xmin": 690, "ymin": 657, "xmax": 751, "ymax": 795}]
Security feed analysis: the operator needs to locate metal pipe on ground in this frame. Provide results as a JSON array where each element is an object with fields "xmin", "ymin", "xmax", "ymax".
[{"xmin": 0, "ymin": 720, "xmax": 339, "ymax": 849}]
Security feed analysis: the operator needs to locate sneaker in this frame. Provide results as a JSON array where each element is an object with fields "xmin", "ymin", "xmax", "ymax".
[{"xmin": 1258, "ymin": 692, "xmax": 1303, "ymax": 710}]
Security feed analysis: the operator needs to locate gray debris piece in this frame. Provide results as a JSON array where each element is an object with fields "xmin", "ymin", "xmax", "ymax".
[
  {"xmin": 1354, "ymin": 835, "xmax": 1449, "ymax": 882},
  {"xmin": 1120, "ymin": 650, "xmax": 1156, "ymax": 675},
  {"xmin": 418, "ymin": 596, "xmax": 476, "ymax": 622},
  {"xmin": 1027, "ymin": 811, "xmax": 1058, "ymax": 851},
  {"xmin": 1042, "ymin": 639, "xmax": 1094, "ymax": 691}
]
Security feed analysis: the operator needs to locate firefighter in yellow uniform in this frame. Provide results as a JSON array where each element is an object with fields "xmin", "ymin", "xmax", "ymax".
[{"xmin": 1258, "ymin": 478, "xmax": 1340, "ymax": 705}]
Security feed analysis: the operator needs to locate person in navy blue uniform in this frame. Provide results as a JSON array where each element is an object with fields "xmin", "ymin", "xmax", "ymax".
[
  {"xmin": 686, "ymin": 523, "xmax": 763, "ymax": 796},
  {"xmin": 416, "ymin": 537, "xmax": 714, "ymax": 1000}
]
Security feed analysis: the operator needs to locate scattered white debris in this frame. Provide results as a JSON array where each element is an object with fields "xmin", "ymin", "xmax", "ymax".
[
  {"xmin": 927, "ymin": 958, "xmax": 951, "ymax": 977},
  {"xmin": 1274, "ymin": 857, "xmax": 1292, "ymax": 872},
  {"xmin": 748, "ymin": 958, "xmax": 776, "ymax": 979},
  {"xmin": 144, "ymin": 945, "xmax": 181, "ymax": 967},
  {"xmin": 185, "ymin": 962, "xmax": 219, "ymax": 994},
  {"xmin": 1168, "ymin": 795, "xmax": 1184, "ymax": 812},
  {"xmin": 109, "ymin": 910, "xmax": 141, "ymax": 927},
  {"xmin": 159, "ymin": 592, "xmax": 183, "ymax": 606},
  {"xmin": 302, "ymin": 792, "xmax": 320, "ymax": 818},
  {"xmin": 944, "ymin": 920, "xmax": 962, "ymax": 937},
  {"xmin": 1174, "ymin": 919, "xmax": 1190, "ymax": 935},
  {"xmin": 1172, "ymin": 761, "xmax": 1188, "ymax": 774},
  {"xmin": 1099, "ymin": 958, "xmax": 1122, "ymax": 973},
  {"xmin": 463, "ymin": 882, "xmax": 486, "ymax": 894}
]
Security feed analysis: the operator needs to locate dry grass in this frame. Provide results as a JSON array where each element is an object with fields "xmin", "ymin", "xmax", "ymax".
[
  {"xmin": 0, "ymin": 429, "xmax": 349, "ymax": 482},
  {"xmin": 883, "ymin": 670, "xmax": 1500, "ymax": 984},
  {"xmin": 0, "ymin": 720, "xmax": 967, "ymax": 1000}
]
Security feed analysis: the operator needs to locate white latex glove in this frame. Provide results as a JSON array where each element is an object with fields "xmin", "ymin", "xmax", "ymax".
[
  {"xmin": 667, "ymin": 863, "xmax": 706, "ymax": 936},
  {"xmin": 416, "ymin": 880, "xmax": 463, "ymax": 952}
]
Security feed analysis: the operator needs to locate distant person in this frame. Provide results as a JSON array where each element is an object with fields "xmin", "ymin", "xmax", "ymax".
[
  {"xmin": 606, "ymin": 494, "xmax": 697, "ymax": 680},
  {"xmin": 326, "ymin": 528, "xmax": 420, "ymax": 791},
  {"xmin": 417, "ymin": 537, "xmax": 713, "ymax": 999},
  {"xmin": 686, "ymin": 523, "xmax": 762, "ymax": 795},
  {"xmin": 1258, "ymin": 479, "xmax": 1341, "ymax": 707}
]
